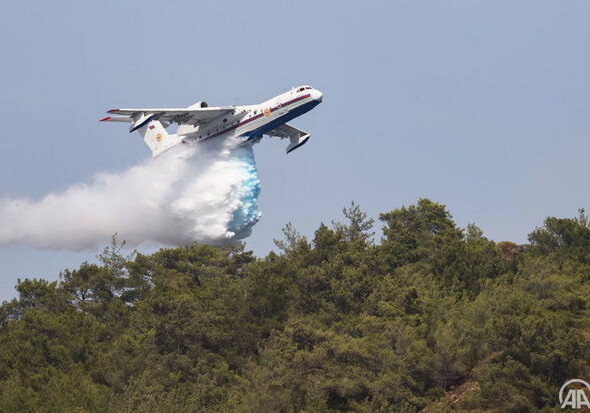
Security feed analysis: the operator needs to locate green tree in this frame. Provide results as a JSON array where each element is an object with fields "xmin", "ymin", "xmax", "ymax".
[{"xmin": 332, "ymin": 201, "xmax": 375, "ymax": 244}]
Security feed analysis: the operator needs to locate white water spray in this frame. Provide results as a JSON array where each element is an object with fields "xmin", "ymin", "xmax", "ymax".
[{"xmin": 0, "ymin": 139, "xmax": 261, "ymax": 251}]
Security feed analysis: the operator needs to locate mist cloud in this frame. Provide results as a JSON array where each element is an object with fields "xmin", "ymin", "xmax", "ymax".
[{"xmin": 0, "ymin": 139, "xmax": 261, "ymax": 251}]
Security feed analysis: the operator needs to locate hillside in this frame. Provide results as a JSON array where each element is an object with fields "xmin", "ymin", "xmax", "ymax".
[{"xmin": 0, "ymin": 199, "xmax": 589, "ymax": 412}]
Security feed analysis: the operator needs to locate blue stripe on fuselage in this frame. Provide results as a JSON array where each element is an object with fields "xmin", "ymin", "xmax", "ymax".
[
  {"xmin": 244, "ymin": 99, "xmax": 320, "ymax": 139},
  {"xmin": 203, "ymin": 93, "xmax": 313, "ymax": 141}
]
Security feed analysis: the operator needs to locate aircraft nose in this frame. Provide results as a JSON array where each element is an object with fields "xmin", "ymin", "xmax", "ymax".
[{"xmin": 314, "ymin": 90, "xmax": 323, "ymax": 102}]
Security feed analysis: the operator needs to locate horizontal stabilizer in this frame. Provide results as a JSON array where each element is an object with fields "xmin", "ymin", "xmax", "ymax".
[
  {"xmin": 105, "ymin": 106, "xmax": 233, "ymax": 125},
  {"xmin": 100, "ymin": 116, "xmax": 132, "ymax": 123}
]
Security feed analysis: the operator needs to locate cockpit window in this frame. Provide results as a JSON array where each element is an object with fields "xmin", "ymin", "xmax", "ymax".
[
  {"xmin": 297, "ymin": 87, "xmax": 305, "ymax": 93},
  {"xmin": 305, "ymin": 86, "xmax": 312, "ymax": 90}
]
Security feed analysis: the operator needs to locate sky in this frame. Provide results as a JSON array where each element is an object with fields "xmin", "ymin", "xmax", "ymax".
[{"xmin": 0, "ymin": 1, "xmax": 589, "ymax": 301}]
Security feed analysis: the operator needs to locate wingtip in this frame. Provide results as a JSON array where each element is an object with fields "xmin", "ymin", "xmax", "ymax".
[
  {"xmin": 100, "ymin": 116, "xmax": 111, "ymax": 122},
  {"xmin": 107, "ymin": 109, "xmax": 118, "ymax": 114}
]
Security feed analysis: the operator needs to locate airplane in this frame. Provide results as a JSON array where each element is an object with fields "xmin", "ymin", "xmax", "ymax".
[{"xmin": 100, "ymin": 85, "xmax": 323, "ymax": 157}]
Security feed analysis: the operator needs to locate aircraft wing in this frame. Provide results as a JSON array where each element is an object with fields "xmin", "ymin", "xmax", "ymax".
[
  {"xmin": 101, "ymin": 107, "xmax": 234, "ymax": 131},
  {"xmin": 264, "ymin": 123, "xmax": 311, "ymax": 154}
]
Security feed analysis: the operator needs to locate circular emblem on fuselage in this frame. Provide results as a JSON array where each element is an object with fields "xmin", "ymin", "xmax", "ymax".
[
  {"xmin": 156, "ymin": 133, "xmax": 162, "ymax": 142},
  {"xmin": 264, "ymin": 108, "xmax": 271, "ymax": 117}
]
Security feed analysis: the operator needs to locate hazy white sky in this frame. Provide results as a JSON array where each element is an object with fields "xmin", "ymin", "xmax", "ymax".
[{"xmin": 0, "ymin": 1, "xmax": 589, "ymax": 301}]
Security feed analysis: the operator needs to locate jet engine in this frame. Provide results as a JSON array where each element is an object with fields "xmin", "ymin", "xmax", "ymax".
[{"xmin": 188, "ymin": 101, "xmax": 209, "ymax": 109}]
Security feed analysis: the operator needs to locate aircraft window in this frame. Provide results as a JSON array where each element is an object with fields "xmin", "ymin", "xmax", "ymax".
[
  {"xmin": 305, "ymin": 87, "xmax": 312, "ymax": 90},
  {"xmin": 254, "ymin": 110, "xmax": 257, "ymax": 114},
  {"xmin": 297, "ymin": 87, "xmax": 305, "ymax": 92},
  {"xmin": 223, "ymin": 118, "xmax": 227, "ymax": 123}
]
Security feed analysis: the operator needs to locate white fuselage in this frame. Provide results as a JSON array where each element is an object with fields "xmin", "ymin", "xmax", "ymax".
[
  {"xmin": 179, "ymin": 86, "xmax": 323, "ymax": 144},
  {"xmin": 101, "ymin": 85, "xmax": 323, "ymax": 157}
]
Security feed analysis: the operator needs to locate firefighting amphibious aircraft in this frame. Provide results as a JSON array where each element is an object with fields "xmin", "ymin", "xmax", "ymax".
[{"xmin": 101, "ymin": 86, "xmax": 323, "ymax": 157}]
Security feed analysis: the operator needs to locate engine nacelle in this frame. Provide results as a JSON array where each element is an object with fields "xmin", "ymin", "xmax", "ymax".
[{"xmin": 187, "ymin": 101, "xmax": 209, "ymax": 109}]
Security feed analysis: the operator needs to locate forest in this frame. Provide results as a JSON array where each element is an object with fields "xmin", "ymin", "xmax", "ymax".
[{"xmin": 0, "ymin": 198, "xmax": 589, "ymax": 412}]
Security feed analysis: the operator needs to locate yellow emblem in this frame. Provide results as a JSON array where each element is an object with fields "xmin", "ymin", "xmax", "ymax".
[
  {"xmin": 156, "ymin": 133, "xmax": 162, "ymax": 142},
  {"xmin": 264, "ymin": 108, "xmax": 271, "ymax": 117}
]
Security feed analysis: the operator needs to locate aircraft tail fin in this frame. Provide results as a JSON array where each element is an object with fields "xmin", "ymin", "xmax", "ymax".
[{"xmin": 137, "ymin": 120, "xmax": 180, "ymax": 158}]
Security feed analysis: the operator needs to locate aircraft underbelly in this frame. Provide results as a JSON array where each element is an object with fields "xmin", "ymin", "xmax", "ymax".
[
  {"xmin": 245, "ymin": 100, "xmax": 320, "ymax": 138},
  {"xmin": 181, "ymin": 99, "xmax": 319, "ymax": 146}
]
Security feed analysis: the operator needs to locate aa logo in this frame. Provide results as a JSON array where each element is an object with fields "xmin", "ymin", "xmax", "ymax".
[{"xmin": 560, "ymin": 379, "xmax": 590, "ymax": 409}]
